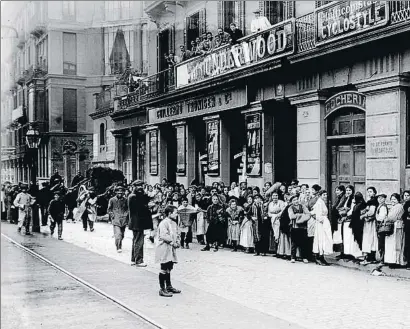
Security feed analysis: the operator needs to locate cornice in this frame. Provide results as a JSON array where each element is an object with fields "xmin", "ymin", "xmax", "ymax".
[
  {"xmin": 110, "ymin": 107, "xmax": 146, "ymax": 121},
  {"xmin": 90, "ymin": 108, "xmax": 114, "ymax": 120},
  {"xmin": 357, "ymin": 74, "xmax": 410, "ymax": 94},
  {"xmin": 288, "ymin": 90, "xmax": 329, "ymax": 106}
]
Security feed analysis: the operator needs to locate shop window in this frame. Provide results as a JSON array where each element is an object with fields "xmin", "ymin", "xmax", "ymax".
[
  {"xmin": 123, "ymin": 137, "xmax": 132, "ymax": 160},
  {"xmin": 63, "ymin": 33, "xmax": 77, "ymax": 75},
  {"xmin": 63, "ymin": 88, "xmax": 77, "ymax": 132},
  {"xmin": 99, "ymin": 123, "xmax": 106, "ymax": 146}
]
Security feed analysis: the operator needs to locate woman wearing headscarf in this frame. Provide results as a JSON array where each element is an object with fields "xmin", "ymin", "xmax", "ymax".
[
  {"xmin": 202, "ymin": 194, "xmax": 225, "ymax": 252},
  {"xmin": 347, "ymin": 191, "xmax": 366, "ymax": 260},
  {"xmin": 193, "ymin": 192, "xmax": 208, "ymax": 245},
  {"xmin": 254, "ymin": 194, "xmax": 269, "ymax": 256},
  {"xmin": 312, "ymin": 190, "xmax": 333, "ymax": 265},
  {"xmin": 267, "ymin": 191, "xmax": 286, "ymax": 254},
  {"xmin": 384, "ymin": 193, "xmax": 406, "ymax": 267},
  {"xmin": 402, "ymin": 190, "xmax": 410, "ymax": 269},
  {"xmin": 240, "ymin": 195, "xmax": 256, "ymax": 253},
  {"xmin": 360, "ymin": 187, "xmax": 379, "ymax": 265},
  {"xmin": 226, "ymin": 198, "xmax": 244, "ymax": 252},
  {"xmin": 338, "ymin": 185, "xmax": 355, "ymax": 260}
]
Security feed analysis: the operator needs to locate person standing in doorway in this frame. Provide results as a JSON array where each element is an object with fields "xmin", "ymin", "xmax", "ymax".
[
  {"xmin": 48, "ymin": 191, "xmax": 65, "ymax": 240},
  {"xmin": 128, "ymin": 180, "xmax": 153, "ymax": 267},
  {"xmin": 108, "ymin": 186, "xmax": 129, "ymax": 253},
  {"xmin": 13, "ymin": 183, "xmax": 35, "ymax": 235}
]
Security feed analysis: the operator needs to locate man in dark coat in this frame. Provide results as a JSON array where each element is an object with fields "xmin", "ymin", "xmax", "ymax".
[
  {"xmin": 38, "ymin": 182, "xmax": 53, "ymax": 226},
  {"xmin": 48, "ymin": 191, "xmax": 65, "ymax": 240},
  {"xmin": 71, "ymin": 171, "xmax": 84, "ymax": 187},
  {"xmin": 50, "ymin": 169, "xmax": 63, "ymax": 188},
  {"xmin": 128, "ymin": 180, "xmax": 153, "ymax": 267},
  {"xmin": 228, "ymin": 23, "xmax": 244, "ymax": 44}
]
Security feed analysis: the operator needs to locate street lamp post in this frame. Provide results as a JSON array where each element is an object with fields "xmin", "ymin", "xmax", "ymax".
[{"xmin": 25, "ymin": 123, "xmax": 41, "ymax": 233}]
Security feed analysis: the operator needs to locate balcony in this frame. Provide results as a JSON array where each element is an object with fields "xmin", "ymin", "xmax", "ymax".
[{"xmin": 117, "ymin": 1, "xmax": 410, "ymax": 109}]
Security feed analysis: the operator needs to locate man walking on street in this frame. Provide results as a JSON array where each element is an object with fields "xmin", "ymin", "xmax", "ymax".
[
  {"xmin": 128, "ymin": 180, "xmax": 153, "ymax": 267},
  {"xmin": 48, "ymin": 191, "xmax": 65, "ymax": 240},
  {"xmin": 108, "ymin": 186, "xmax": 129, "ymax": 253},
  {"xmin": 13, "ymin": 183, "xmax": 35, "ymax": 235}
]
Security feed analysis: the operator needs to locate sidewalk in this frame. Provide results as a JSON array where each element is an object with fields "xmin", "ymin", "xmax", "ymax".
[
  {"xmin": 3, "ymin": 221, "xmax": 409, "ymax": 329},
  {"xmin": 1, "ymin": 222, "xmax": 304, "ymax": 329}
]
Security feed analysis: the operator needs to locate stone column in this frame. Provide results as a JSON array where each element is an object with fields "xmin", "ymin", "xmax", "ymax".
[
  {"xmin": 358, "ymin": 76, "xmax": 410, "ymax": 195},
  {"xmin": 112, "ymin": 132, "xmax": 124, "ymax": 171},
  {"xmin": 62, "ymin": 151, "xmax": 71, "ymax": 187},
  {"xmin": 145, "ymin": 126, "xmax": 162, "ymax": 186},
  {"xmin": 289, "ymin": 92, "xmax": 328, "ymax": 188}
]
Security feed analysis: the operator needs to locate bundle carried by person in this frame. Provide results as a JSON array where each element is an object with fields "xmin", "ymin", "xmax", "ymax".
[{"xmin": 177, "ymin": 207, "xmax": 198, "ymax": 227}]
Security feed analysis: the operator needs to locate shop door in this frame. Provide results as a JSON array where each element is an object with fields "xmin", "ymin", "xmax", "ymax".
[{"xmin": 330, "ymin": 143, "xmax": 366, "ymax": 201}]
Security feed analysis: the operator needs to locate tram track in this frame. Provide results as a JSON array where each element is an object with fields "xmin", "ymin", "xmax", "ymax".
[{"xmin": 1, "ymin": 233, "xmax": 168, "ymax": 329}]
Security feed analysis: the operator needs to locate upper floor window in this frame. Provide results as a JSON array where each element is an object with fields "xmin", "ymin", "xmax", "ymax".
[
  {"xmin": 109, "ymin": 29, "xmax": 130, "ymax": 75},
  {"xmin": 315, "ymin": 1, "xmax": 332, "ymax": 8},
  {"xmin": 99, "ymin": 123, "xmax": 106, "ymax": 146},
  {"xmin": 63, "ymin": 88, "xmax": 77, "ymax": 132},
  {"xmin": 93, "ymin": 93, "xmax": 99, "ymax": 110},
  {"xmin": 141, "ymin": 24, "xmax": 148, "ymax": 74},
  {"xmin": 262, "ymin": 1, "xmax": 286, "ymax": 25},
  {"xmin": 62, "ymin": 1, "xmax": 75, "ymax": 20},
  {"xmin": 218, "ymin": 1, "xmax": 245, "ymax": 33},
  {"xmin": 63, "ymin": 33, "xmax": 77, "ymax": 75},
  {"xmin": 36, "ymin": 36, "xmax": 48, "ymax": 71},
  {"xmin": 105, "ymin": 1, "xmax": 131, "ymax": 21}
]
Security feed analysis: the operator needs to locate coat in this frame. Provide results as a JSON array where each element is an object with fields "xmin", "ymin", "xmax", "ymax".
[
  {"xmin": 128, "ymin": 191, "xmax": 153, "ymax": 231},
  {"xmin": 155, "ymin": 218, "xmax": 180, "ymax": 264},
  {"xmin": 48, "ymin": 199, "xmax": 65, "ymax": 223},
  {"xmin": 107, "ymin": 196, "xmax": 129, "ymax": 227}
]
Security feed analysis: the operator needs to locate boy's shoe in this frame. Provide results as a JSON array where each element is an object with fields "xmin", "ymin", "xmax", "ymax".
[
  {"xmin": 303, "ymin": 259, "xmax": 309, "ymax": 264},
  {"xmin": 90, "ymin": 228, "xmax": 95, "ymax": 232},
  {"xmin": 25, "ymin": 232, "xmax": 32, "ymax": 235},
  {"xmin": 50, "ymin": 230, "xmax": 54, "ymax": 236},
  {"xmin": 84, "ymin": 228, "xmax": 87, "ymax": 231},
  {"xmin": 291, "ymin": 259, "xmax": 296, "ymax": 263},
  {"xmin": 201, "ymin": 246, "xmax": 210, "ymax": 251},
  {"xmin": 159, "ymin": 289, "xmax": 173, "ymax": 297},
  {"xmin": 58, "ymin": 237, "xmax": 63, "ymax": 240},
  {"xmin": 131, "ymin": 262, "xmax": 136, "ymax": 266},
  {"xmin": 117, "ymin": 249, "xmax": 122, "ymax": 253},
  {"xmin": 185, "ymin": 244, "xmax": 190, "ymax": 249},
  {"xmin": 166, "ymin": 286, "xmax": 181, "ymax": 294},
  {"xmin": 136, "ymin": 262, "xmax": 147, "ymax": 267}
]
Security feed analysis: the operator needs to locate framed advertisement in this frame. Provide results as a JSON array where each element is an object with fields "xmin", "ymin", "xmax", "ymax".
[
  {"xmin": 149, "ymin": 130, "xmax": 158, "ymax": 175},
  {"xmin": 246, "ymin": 114, "xmax": 262, "ymax": 176},
  {"xmin": 206, "ymin": 120, "xmax": 220, "ymax": 175},
  {"xmin": 176, "ymin": 125, "xmax": 186, "ymax": 175}
]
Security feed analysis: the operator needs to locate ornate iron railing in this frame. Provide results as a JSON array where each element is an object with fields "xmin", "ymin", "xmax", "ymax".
[
  {"xmin": 390, "ymin": 1, "xmax": 410, "ymax": 24},
  {"xmin": 296, "ymin": 12, "xmax": 316, "ymax": 53}
]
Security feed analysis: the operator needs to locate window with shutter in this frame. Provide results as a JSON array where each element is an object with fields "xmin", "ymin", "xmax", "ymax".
[
  {"xmin": 218, "ymin": 1, "xmax": 240, "ymax": 32},
  {"xmin": 63, "ymin": 89, "xmax": 77, "ymax": 132},
  {"xmin": 185, "ymin": 11, "xmax": 200, "ymax": 50},
  {"xmin": 262, "ymin": 1, "xmax": 285, "ymax": 25}
]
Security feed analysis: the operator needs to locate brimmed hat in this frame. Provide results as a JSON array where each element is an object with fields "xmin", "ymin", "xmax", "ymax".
[
  {"xmin": 20, "ymin": 183, "xmax": 28, "ymax": 189},
  {"xmin": 377, "ymin": 194, "xmax": 387, "ymax": 199},
  {"xmin": 132, "ymin": 180, "xmax": 144, "ymax": 187},
  {"xmin": 253, "ymin": 9, "xmax": 261, "ymax": 14},
  {"xmin": 54, "ymin": 190, "xmax": 62, "ymax": 196},
  {"xmin": 115, "ymin": 186, "xmax": 125, "ymax": 192}
]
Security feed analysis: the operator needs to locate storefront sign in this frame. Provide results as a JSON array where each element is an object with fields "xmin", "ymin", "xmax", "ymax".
[
  {"xmin": 246, "ymin": 114, "xmax": 262, "ymax": 176},
  {"xmin": 176, "ymin": 126, "xmax": 186, "ymax": 174},
  {"xmin": 325, "ymin": 91, "xmax": 366, "ymax": 118},
  {"xmin": 175, "ymin": 20, "xmax": 295, "ymax": 88},
  {"xmin": 149, "ymin": 130, "xmax": 158, "ymax": 175},
  {"xmin": 148, "ymin": 88, "xmax": 247, "ymax": 124},
  {"xmin": 368, "ymin": 137, "xmax": 398, "ymax": 158},
  {"xmin": 316, "ymin": 1, "xmax": 388, "ymax": 45},
  {"xmin": 206, "ymin": 120, "xmax": 220, "ymax": 175}
]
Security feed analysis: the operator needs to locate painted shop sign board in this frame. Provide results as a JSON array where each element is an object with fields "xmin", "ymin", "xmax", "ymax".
[
  {"xmin": 175, "ymin": 20, "xmax": 295, "ymax": 88},
  {"xmin": 325, "ymin": 91, "xmax": 366, "ymax": 118},
  {"xmin": 148, "ymin": 88, "xmax": 247, "ymax": 124},
  {"xmin": 316, "ymin": 1, "xmax": 388, "ymax": 45}
]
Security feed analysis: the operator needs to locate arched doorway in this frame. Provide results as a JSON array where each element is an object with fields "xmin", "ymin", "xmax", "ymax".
[{"xmin": 325, "ymin": 92, "xmax": 366, "ymax": 202}]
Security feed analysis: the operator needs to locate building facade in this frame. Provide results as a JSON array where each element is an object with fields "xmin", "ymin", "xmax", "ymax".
[
  {"xmin": 1, "ymin": 1, "xmax": 148, "ymax": 186},
  {"xmin": 110, "ymin": 1, "xmax": 410, "ymax": 200}
]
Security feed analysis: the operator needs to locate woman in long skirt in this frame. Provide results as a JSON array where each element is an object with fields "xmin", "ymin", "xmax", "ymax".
[
  {"xmin": 342, "ymin": 186, "xmax": 362, "ymax": 259},
  {"xmin": 277, "ymin": 194, "xmax": 292, "ymax": 258},
  {"xmin": 226, "ymin": 198, "xmax": 244, "ymax": 251},
  {"xmin": 331, "ymin": 185, "xmax": 347, "ymax": 251},
  {"xmin": 360, "ymin": 187, "xmax": 379, "ymax": 264},
  {"xmin": 193, "ymin": 193, "xmax": 208, "ymax": 245},
  {"xmin": 384, "ymin": 193, "xmax": 406, "ymax": 267},
  {"xmin": 312, "ymin": 190, "xmax": 333, "ymax": 265},
  {"xmin": 240, "ymin": 195, "xmax": 255, "ymax": 252},
  {"xmin": 403, "ymin": 190, "xmax": 410, "ymax": 269},
  {"xmin": 268, "ymin": 191, "xmax": 286, "ymax": 254},
  {"xmin": 346, "ymin": 192, "xmax": 366, "ymax": 260}
]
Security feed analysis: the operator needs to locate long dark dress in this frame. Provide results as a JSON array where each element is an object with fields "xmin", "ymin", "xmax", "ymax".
[
  {"xmin": 403, "ymin": 200, "xmax": 410, "ymax": 265},
  {"xmin": 206, "ymin": 203, "xmax": 226, "ymax": 245},
  {"xmin": 331, "ymin": 194, "xmax": 347, "ymax": 233},
  {"xmin": 349, "ymin": 201, "xmax": 367, "ymax": 249}
]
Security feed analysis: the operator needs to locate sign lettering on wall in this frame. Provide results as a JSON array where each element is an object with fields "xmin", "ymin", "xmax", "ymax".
[
  {"xmin": 368, "ymin": 137, "xmax": 398, "ymax": 158},
  {"xmin": 325, "ymin": 91, "xmax": 366, "ymax": 119},
  {"xmin": 316, "ymin": 1, "xmax": 388, "ymax": 45},
  {"xmin": 176, "ymin": 20, "xmax": 295, "ymax": 88},
  {"xmin": 148, "ymin": 88, "xmax": 246, "ymax": 124}
]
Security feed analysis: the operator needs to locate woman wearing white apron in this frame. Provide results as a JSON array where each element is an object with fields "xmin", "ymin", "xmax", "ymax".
[
  {"xmin": 267, "ymin": 191, "xmax": 286, "ymax": 254},
  {"xmin": 360, "ymin": 187, "xmax": 379, "ymax": 265},
  {"xmin": 312, "ymin": 190, "xmax": 334, "ymax": 265},
  {"xmin": 193, "ymin": 193, "xmax": 207, "ymax": 245}
]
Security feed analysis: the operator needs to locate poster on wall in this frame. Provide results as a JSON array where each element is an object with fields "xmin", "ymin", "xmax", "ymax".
[
  {"xmin": 149, "ymin": 131, "xmax": 158, "ymax": 175},
  {"xmin": 176, "ymin": 126, "xmax": 186, "ymax": 175},
  {"xmin": 206, "ymin": 120, "xmax": 220, "ymax": 175},
  {"xmin": 246, "ymin": 114, "xmax": 262, "ymax": 176}
]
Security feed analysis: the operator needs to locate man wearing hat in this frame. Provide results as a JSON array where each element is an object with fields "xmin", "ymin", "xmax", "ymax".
[
  {"xmin": 13, "ymin": 183, "xmax": 35, "ymax": 235},
  {"xmin": 48, "ymin": 191, "xmax": 65, "ymax": 240},
  {"xmin": 108, "ymin": 186, "xmax": 129, "ymax": 253},
  {"xmin": 128, "ymin": 180, "xmax": 153, "ymax": 267},
  {"xmin": 250, "ymin": 9, "xmax": 271, "ymax": 34}
]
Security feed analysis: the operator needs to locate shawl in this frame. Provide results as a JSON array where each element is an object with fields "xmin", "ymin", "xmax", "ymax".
[
  {"xmin": 349, "ymin": 200, "xmax": 367, "ymax": 248},
  {"xmin": 206, "ymin": 204, "xmax": 225, "ymax": 224},
  {"xmin": 387, "ymin": 203, "xmax": 404, "ymax": 222},
  {"xmin": 331, "ymin": 194, "xmax": 346, "ymax": 231},
  {"xmin": 226, "ymin": 206, "xmax": 244, "ymax": 224}
]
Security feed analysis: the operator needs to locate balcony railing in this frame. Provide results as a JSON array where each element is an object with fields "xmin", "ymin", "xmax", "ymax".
[
  {"xmin": 116, "ymin": 2, "xmax": 410, "ymax": 109},
  {"xmin": 390, "ymin": 1, "xmax": 410, "ymax": 24},
  {"xmin": 296, "ymin": 12, "xmax": 315, "ymax": 52}
]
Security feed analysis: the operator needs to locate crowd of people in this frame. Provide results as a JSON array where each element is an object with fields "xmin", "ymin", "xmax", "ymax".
[
  {"xmin": 165, "ymin": 9, "xmax": 274, "ymax": 67},
  {"xmin": 2, "ymin": 172, "xmax": 410, "ymax": 296}
]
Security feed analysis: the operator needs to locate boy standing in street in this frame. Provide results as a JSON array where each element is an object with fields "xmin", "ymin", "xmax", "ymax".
[
  {"xmin": 48, "ymin": 191, "xmax": 65, "ymax": 240},
  {"xmin": 155, "ymin": 205, "xmax": 181, "ymax": 297},
  {"xmin": 107, "ymin": 186, "xmax": 129, "ymax": 253},
  {"xmin": 13, "ymin": 183, "xmax": 35, "ymax": 235}
]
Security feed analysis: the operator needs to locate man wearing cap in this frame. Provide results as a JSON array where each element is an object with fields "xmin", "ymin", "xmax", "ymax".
[
  {"xmin": 128, "ymin": 180, "xmax": 153, "ymax": 267},
  {"xmin": 13, "ymin": 184, "xmax": 35, "ymax": 235},
  {"xmin": 250, "ymin": 9, "xmax": 271, "ymax": 34},
  {"xmin": 48, "ymin": 191, "xmax": 65, "ymax": 240},
  {"xmin": 38, "ymin": 182, "xmax": 53, "ymax": 226},
  {"xmin": 108, "ymin": 186, "xmax": 129, "ymax": 253}
]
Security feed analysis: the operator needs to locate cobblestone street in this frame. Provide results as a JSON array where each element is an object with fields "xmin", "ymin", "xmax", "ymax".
[{"xmin": 45, "ymin": 221, "xmax": 410, "ymax": 329}]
